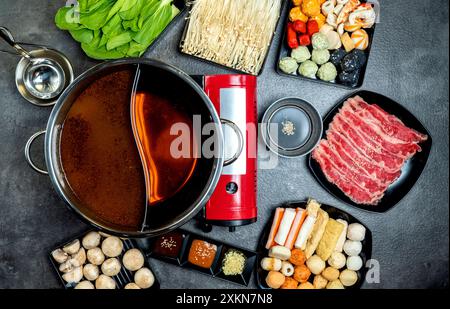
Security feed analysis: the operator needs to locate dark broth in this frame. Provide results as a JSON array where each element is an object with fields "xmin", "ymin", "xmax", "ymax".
[{"xmin": 60, "ymin": 69, "xmax": 146, "ymax": 230}]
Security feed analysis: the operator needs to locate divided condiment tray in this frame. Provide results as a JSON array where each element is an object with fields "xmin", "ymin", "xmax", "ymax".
[
  {"xmin": 49, "ymin": 230, "xmax": 160, "ymax": 289},
  {"xmin": 139, "ymin": 229, "xmax": 257, "ymax": 287}
]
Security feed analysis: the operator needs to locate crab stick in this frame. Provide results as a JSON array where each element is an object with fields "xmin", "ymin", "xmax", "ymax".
[
  {"xmin": 294, "ymin": 199, "xmax": 321, "ymax": 250},
  {"xmin": 265, "ymin": 208, "xmax": 285, "ymax": 249},
  {"xmin": 294, "ymin": 215, "xmax": 316, "ymax": 250},
  {"xmin": 284, "ymin": 208, "xmax": 307, "ymax": 249},
  {"xmin": 274, "ymin": 208, "xmax": 297, "ymax": 246}
]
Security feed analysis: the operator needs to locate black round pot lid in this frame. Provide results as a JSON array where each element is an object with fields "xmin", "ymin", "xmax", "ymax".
[{"xmin": 262, "ymin": 97, "xmax": 323, "ymax": 158}]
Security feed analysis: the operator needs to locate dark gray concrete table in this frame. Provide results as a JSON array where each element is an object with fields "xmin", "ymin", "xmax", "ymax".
[{"xmin": 0, "ymin": 0, "xmax": 448, "ymax": 289}]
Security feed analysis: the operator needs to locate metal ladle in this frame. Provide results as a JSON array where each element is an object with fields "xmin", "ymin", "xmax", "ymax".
[{"xmin": 0, "ymin": 27, "xmax": 66, "ymax": 100}]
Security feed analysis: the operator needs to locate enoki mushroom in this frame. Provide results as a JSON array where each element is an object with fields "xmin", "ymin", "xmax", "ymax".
[{"xmin": 182, "ymin": 0, "xmax": 282, "ymax": 75}]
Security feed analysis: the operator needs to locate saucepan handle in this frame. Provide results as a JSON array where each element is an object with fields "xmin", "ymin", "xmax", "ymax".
[
  {"xmin": 0, "ymin": 26, "xmax": 15, "ymax": 47},
  {"xmin": 24, "ymin": 130, "xmax": 48, "ymax": 175},
  {"xmin": 221, "ymin": 119, "xmax": 244, "ymax": 166},
  {"xmin": 0, "ymin": 26, "xmax": 32, "ymax": 59}
]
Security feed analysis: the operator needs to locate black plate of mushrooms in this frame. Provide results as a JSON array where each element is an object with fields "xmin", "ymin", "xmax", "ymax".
[{"xmin": 49, "ymin": 230, "xmax": 160, "ymax": 289}]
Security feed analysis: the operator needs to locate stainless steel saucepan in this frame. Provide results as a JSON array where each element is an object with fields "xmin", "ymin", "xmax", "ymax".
[{"xmin": 25, "ymin": 58, "xmax": 243, "ymax": 238}]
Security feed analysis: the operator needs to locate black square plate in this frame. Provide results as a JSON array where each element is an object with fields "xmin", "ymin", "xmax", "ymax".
[
  {"xmin": 144, "ymin": 230, "xmax": 189, "ymax": 266},
  {"xmin": 276, "ymin": 0, "xmax": 376, "ymax": 89},
  {"xmin": 49, "ymin": 230, "xmax": 160, "ymax": 289},
  {"xmin": 179, "ymin": 0, "xmax": 287, "ymax": 76},
  {"xmin": 214, "ymin": 246, "xmax": 257, "ymax": 287},
  {"xmin": 256, "ymin": 201, "xmax": 372, "ymax": 289},
  {"xmin": 308, "ymin": 90, "xmax": 433, "ymax": 212},
  {"xmin": 181, "ymin": 236, "xmax": 223, "ymax": 276}
]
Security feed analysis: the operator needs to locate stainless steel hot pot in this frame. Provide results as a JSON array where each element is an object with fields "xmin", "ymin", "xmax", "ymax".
[{"xmin": 25, "ymin": 58, "xmax": 242, "ymax": 238}]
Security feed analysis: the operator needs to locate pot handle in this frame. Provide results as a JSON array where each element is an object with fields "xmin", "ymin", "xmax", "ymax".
[
  {"xmin": 221, "ymin": 119, "xmax": 244, "ymax": 166},
  {"xmin": 24, "ymin": 130, "xmax": 48, "ymax": 175}
]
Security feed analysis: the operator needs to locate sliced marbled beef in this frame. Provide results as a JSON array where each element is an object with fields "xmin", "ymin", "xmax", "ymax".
[{"xmin": 312, "ymin": 96, "xmax": 427, "ymax": 205}]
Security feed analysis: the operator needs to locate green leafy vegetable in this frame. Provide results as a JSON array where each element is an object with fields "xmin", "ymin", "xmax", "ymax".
[
  {"xmin": 119, "ymin": 0, "xmax": 143, "ymax": 20},
  {"xmin": 79, "ymin": 0, "xmax": 115, "ymax": 30},
  {"xmin": 55, "ymin": 7, "xmax": 84, "ymax": 31},
  {"xmin": 133, "ymin": 0, "xmax": 172, "ymax": 46},
  {"xmin": 55, "ymin": 0, "xmax": 180, "ymax": 59},
  {"xmin": 69, "ymin": 28, "xmax": 95, "ymax": 43},
  {"xmin": 106, "ymin": 32, "xmax": 132, "ymax": 50}
]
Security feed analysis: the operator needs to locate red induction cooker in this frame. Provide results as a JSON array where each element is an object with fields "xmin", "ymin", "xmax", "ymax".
[{"xmin": 196, "ymin": 74, "xmax": 258, "ymax": 232}]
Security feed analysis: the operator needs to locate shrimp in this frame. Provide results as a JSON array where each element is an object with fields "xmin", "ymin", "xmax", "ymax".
[
  {"xmin": 348, "ymin": 3, "xmax": 376, "ymax": 28},
  {"xmin": 336, "ymin": 0, "xmax": 360, "ymax": 24},
  {"xmin": 321, "ymin": 0, "xmax": 336, "ymax": 17}
]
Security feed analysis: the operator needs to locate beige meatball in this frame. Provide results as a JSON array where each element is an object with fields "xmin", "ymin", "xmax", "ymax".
[
  {"xmin": 328, "ymin": 252, "xmax": 346, "ymax": 269},
  {"xmin": 122, "ymin": 249, "xmax": 145, "ymax": 271},
  {"xmin": 339, "ymin": 269, "xmax": 358, "ymax": 287},
  {"xmin": 95, "ymin": 274, "xmax": 116, "ymax": 289},
  {"xmin": 306, "ymin": 255, "xmax": 326, "ymax": 275},
  {"xmin": 313, "ymin": 275, "xmax": 328, "ymax": 289},
  {"xmin": 321, "ymin": 267, "xmax": 340, "ymax": 281},
  {"xmin": 101, "ymin": 237, "xmax": 123, "ymax": 257},
  {"xmin": 87, "ymin": 247, "xmax": 105, "ymax": 265},
  {"xmin": 326, "ymin": 279, "xmax": 345, "ymax": 289},
  {"xmin": 297, "ymin": 282, "xmax": 314, "ymax": 289},
  {"xmin": 101, "ymin": 258, "xmax": 121, "ymax": 277},
  {"xmin": 134, "ymin": 267, "xmax": 155, "ymax": 289}
]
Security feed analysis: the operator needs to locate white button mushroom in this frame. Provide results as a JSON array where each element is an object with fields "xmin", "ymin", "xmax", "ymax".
[
  {"xmin": 101, "ymin": 258, "xmax": 121, "ymax": 277},
  {"xmin": 134, "ymin": 267, "xmax": 155, "ymax": 289},
  {"xmin": 71, "ymin": 248, "xmax": 86, "ymax": 266},
  {"xmin": 101, "ymin": 236, "xmax": 123, "ymax": 257},
  {"xmin": 59, "ymin": 248, "xmax": 85, "ymax": 273},
  {"xmin": 95, "ymin": 274, "xmax": 116, "ymax": 289},
  {"xmin": 82, "ymin": 232, "xmax": 101, "ymax": 250},
  {"xmin": 124, "ymin": 283, "xmax": 141, "ymax": 289},
  {"xmin": 122, "ymin": 249, "xmax": 145, "ymax": 271},
  {"xmin": 63, "ymin": 239, "xmax": 80, "ymax": 255},
  {"xmin": 83, "ymin": 264, "xmax": 100, "ymax": 281},
  {"xmin": 74, "ymin": 281, "xmax": 95, "ymax": 289},
  {"xmin": 59, "ymin": 261, "xmax": 71, "ymax": 273},
  {"xmin": 51, "ymin": 249, "xmax": 68, "ymax": 264},
  {"xmin": 87, "ymin": 247, "xmax": 105, "ymax": 265},
  {"xmin": 62, "ymin": 266, "xmax": 83, "ymax": 283},
  {"xmin": 343, "ymin": 240, "xmax": 362, "ymax": 256}
]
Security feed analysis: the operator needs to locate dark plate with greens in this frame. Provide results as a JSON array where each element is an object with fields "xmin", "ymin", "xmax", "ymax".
[{"xmin": 55, "ymin": 0, "xmax": 186, "ymax": 60}]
